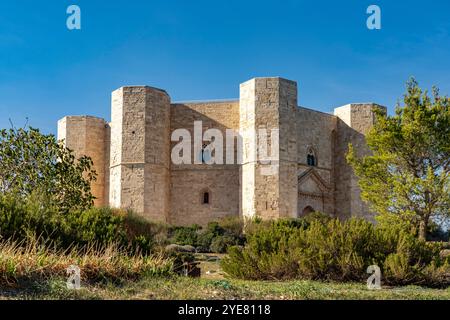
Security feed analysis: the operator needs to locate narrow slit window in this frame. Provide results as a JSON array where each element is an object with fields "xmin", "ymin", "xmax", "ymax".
[{"xmin": 203, "ymin": 192, "xmax": 210, "ymax": 204}]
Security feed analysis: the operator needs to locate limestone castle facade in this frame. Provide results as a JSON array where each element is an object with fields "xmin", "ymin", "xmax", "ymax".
[{"xmin": 57, "ymin": 77, "xmax": 385, "ymax": 226}]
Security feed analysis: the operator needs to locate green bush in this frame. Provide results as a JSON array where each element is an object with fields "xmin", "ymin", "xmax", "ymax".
[
  {"xmin": 0, "ymin": 192, "xmax": 72, "ymax": 245},
  {"xmin": 210, "ymin": 235, "xmax": 239, "ymax": 254},
  {"xmin": 169, "ymin": 225, "xmax": 200, "ymax": 246},
  {"xmin": 216, "ymin": 216, "xmax": 245, "ymax": 238},
  {"xmin": 165, "ymin": 217, "xmax": 245, "ymax": 253},
  {"xmin": 122, "ymin": 212, "xmax": 168, "ymax": 253},
  {"xmin": 121, "ymin": 216, "xmax": 246, "ymax": 254},
  {"xmin": 199, "ymin": 218, "xmax": 245, "ymax": 253},
  {"xmin": 67, "ymin": 207, "xmax": 127, "ymax": 245},
  {"xmin": 196, "ymin": 222, "xmax": 227, "ymax": 252},
  {"xmin": 0, "ymin": 193, "xmax": 155, "ymax": 253},
  {"xmin": 168, "ymin": 251, "xmax": 196, "ymax": 275},
  {"xmin": 222, "ymin": 216, "xmax": 449, "ymax": 287},
  {"xmin": 0, "ymin": 191, "xmax": 244, "ymax": 255}
]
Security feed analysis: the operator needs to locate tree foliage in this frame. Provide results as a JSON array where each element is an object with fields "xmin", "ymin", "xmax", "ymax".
[
  {"xmin": 0, "ymin": 127, "xmax": 96, "ymax": 212},
  {"xmin": 347, "ymin": 79, "xmax": 450, "ymax": 240}
]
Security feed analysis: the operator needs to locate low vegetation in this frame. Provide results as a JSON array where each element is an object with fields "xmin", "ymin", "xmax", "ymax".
[
  {"xmin": 222, "ymin": 215, "xmax": 450, "ymax": 287},
  {"xmin": 0, "ymin": 193, "xmax": 156, "ymax": 254},
  {"xmin": 0, "ymin": 188, "xmax": 246, "ymax": 289},
  {"xmin": 2, "ymin": 274, "xmax": 449, "ymax": 300},
  {"xmin": 0, "ymin": 128, "xmax": 176, "ymax": 289},
  {"xmin": 166, "ymin": 217, "xmax": 245, "ymax": 253},
  {"xmin": 0, "ymin": 239, "xmax": 172, "ymax": 288}
]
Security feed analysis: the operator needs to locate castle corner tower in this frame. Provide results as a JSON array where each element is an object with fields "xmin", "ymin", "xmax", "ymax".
[
  {"xmin": 333, "ymin": 103, "xmax": 386, "ymax": 220},
  {"xmin": 239, "ymin": 77, "xmax": 298, "ymax": 220},
  {"xmin": 109, "ymin": 86, "xmax": 171, "ymax": 222},
  {"xmin": 57, "ymin": 116, "xmax": 110, "ymax": 207}
]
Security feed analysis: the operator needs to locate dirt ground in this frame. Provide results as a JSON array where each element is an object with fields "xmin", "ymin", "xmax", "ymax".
[{"xmin": 195, "ymin": 253, "xmax": 227, "ymax": 280}]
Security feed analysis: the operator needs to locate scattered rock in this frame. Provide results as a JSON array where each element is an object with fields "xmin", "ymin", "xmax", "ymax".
[{"xmin": 181, "ymin": 245, "xmax": 196, "ymax": 252}]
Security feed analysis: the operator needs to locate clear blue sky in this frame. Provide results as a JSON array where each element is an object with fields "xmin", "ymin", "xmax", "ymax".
[{"xmin": 1, "ymin": 0, "xmax": 449, "ymax": 134}]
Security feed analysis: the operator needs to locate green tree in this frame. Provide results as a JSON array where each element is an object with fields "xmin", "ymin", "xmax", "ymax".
[
  {"xmin": 0, "ymin": 127, "xmax": 96, "ymax": 212},
  {"xmin": 347, "ymin": 79, "xmax": 450, "ymax": 240}
]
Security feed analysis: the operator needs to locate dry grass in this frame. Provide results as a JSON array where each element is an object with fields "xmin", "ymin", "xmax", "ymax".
[{"xmin": 0, "ymin": 239, "xmax": 173, "ymax": 287}]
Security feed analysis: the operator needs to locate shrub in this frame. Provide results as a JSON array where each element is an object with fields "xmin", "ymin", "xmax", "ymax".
[
  {"xmin": 121, "ymin": 212, "xmax": 169, "ymax": 254},
  {"xmin": 168, "ymin": 251, "xmax": 196, "ymax": 275},
  {"xmin": 210, "ymin": 235, "xmax": 239, "ymax": 254},
  {"xmin": 199, "ymin": 218, "xmax": 245, "ymax": 253},
  {"xmin": 222, "ymin": 220, "xmax": 296, "ymax": 280},
  {"xmin": 0, "ymin": 190, "xmax": 244, "ymax": 255},
  {"xmin": 242, "ymin": 216, "xmax": 309, "ymax": 236},
  {"xmin": 0, "ymin": 192, "xmax": 74, "ymax": 246},
  {"xmin": 121, "ymin": 215, "xmax": 246, "ymax": 254},
  {"xmin": 217, "ymin": 216, "xmax": 244, "ymax": 238},
  {"xmin": 167, "ymin": 217, "xmax": 245, "ymax": 253},
  {"xmin": 67, "ymin": 207, "xmax": 127, "ymax": 246},
  {"xmin": 123, "ymin": 212, "xmax": 162, "ymax": 242},
  {"xmin": 0, "ymin": 194, "xmax": 155, "ymax": 253},
  {"xmin": 196, "ymin": 222, "xmax": 227, "ymax": 252},
  {"xmin": 222, "ymin": 217, "xmax": 450, "ymax": 287},
  {"xmin": 169, "ymin": 225, "xmax": 200, "ymax": 247}
]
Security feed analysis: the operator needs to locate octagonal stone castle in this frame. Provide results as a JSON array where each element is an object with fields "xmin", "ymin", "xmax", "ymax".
[{"xmin": 58, "ymin": 77, "xmax": 385, "ymax": 226}]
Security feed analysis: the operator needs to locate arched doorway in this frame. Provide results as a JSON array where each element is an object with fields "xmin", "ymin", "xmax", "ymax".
[{"xmin": 302, "ymin": 206, "xmax": 315, "ymax": 216}]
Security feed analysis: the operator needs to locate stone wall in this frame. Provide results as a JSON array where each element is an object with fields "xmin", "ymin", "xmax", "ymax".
[
  {"xmin": 169, "ymin": 101, "xmax": 240, "ymax": 225},
  {"xmin": 296, "ymin": 107, "xmax": 337, "ymax": 216}
]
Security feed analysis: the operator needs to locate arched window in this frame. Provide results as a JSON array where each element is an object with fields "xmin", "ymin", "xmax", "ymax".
[
  {"xmin": 307, "ymin": 147, "xmax": 317, "ymax": 166},
  {"xmin": 202, "ymin": 191, "xmax": 210, "ymax": 204}
]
